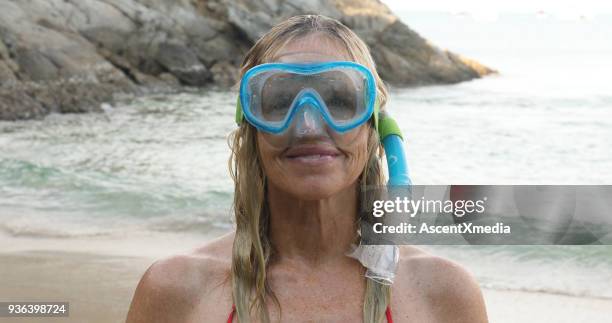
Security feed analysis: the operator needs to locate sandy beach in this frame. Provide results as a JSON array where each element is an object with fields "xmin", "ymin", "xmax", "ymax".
[
  {"xmin": 0, "ymin": 251, "xmax": 152, "ymax": 323},
  {"xmin": 1, "ymin": 238, "xmax": 611, "ymax": 323},
  {"xmin": 483, "ymin": 289, "xmax": 612, "ymax": 323},
  {"xmin": 0, "ymin": 230, "xmax": 216, "ymax": 323}
]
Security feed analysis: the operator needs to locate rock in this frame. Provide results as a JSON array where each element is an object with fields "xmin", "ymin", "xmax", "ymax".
[
  {"xmin": 0, "ymin": 61, "xmax": 18, "ymax": 86},
  {"xmin": 13, "ymin": 47, "xmax": 59, "ymax": 82},
  {"xmin": 372, "ymin": 47, "xmax": 422, "ymax": 85},
  {"xmin": 158, "ymin": 72, "xmax": 181, "ymax": 87},
  {"xmin": 0, "ymin": 38, "xmax": 10, "ymax": 59},
  {"xmin": 210, "ymin": 61, "xmax": 239, "ymax": 87},
  {"xmin": 81, "ymin": 27, "xmax": 132, "ymax": 54},
  {"xmin": 226, "ymin": 4, "xmax": 275, "ymax": 43},
  {"xmin": 0, "ymin": 88, "xmax": 47, "ymax": 120},
  {"xmin": 281, "ymin": 0, "xmax": 344, "ymax": 19},
  {"xmin": 0, "ymin": 0, "xmax": 496, "ymax": 121},
  {"xmin": 173, "ymin": 5, "xmax": 220, "ymax": 41},
  {"xmin": 124, "ymin": 36, "xmax": 166, "ymax": 76},
  {"xmin": 448, "ymin": 53, "xmax": 496, "ymax": 77},
  {"xmin": 54, "ymin": 82, "xmax": 113, "ymax": 114},
  {"xmin": 371, "ymin": 19, "xmax": 495, "ymax": 85},
  {"xmin": 192, "ymin": 35, "xmax": 243, "ymax": 67},
  {"xmin": 155, "ymin": 42, "xmax": 211, "ymax": 86}
]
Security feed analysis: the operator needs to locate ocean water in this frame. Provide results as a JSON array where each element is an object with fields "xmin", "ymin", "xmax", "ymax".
[{"xmin": 1, "ymin": 13, "xmax": 611, "ymax": 298}]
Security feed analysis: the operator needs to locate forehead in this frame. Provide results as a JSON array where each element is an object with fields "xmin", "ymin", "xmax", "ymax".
[{"xmin": 272, "ymin": 33, "xmax": 352, "ymax": 63}]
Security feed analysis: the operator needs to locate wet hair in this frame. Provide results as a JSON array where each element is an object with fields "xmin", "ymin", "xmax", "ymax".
[{"xmin": 228, "ymin": 14, "xmax": 390, "ymax": 323}]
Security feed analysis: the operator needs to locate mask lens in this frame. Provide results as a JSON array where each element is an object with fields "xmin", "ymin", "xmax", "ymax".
[
  {"xmin": 313, "ymin": 70, "xmax": 362, "ymax": 123},
  {"xmin": 260, "ymin": 73, "xmax": 303, "ymax": 122}
]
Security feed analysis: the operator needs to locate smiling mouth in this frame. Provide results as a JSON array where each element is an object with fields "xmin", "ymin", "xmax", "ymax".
[{"xmin": 284, "ymin": 145, "xmax": 342, "ymax": 164}]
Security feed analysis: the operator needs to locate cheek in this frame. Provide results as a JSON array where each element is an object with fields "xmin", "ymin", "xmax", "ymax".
[
  {"xmin": 335, "ymin": 126, "xmax": 371, "ymax": 177},
  {"xmin": 257, "ymin": 133, "xmax": 283, "ymax": 173}
]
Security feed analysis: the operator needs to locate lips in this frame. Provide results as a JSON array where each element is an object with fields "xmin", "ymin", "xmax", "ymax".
[{"xmin": 284, "ymin": 145, "xmax": 341, "ymax": 164}]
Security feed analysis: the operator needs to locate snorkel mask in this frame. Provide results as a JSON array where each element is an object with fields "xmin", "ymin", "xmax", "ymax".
[{"xmin": 235, "ymin": 61, "xmax": 412, "ymax": 284}]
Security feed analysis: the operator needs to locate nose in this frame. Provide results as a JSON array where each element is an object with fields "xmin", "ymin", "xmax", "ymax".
[{"xmin": 293, "ymin": 104, "xmax": 326, "ymax": 136}]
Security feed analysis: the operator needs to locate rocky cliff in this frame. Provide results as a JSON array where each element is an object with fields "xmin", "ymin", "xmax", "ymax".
[{"xmin": 0, "ymin": 0, "xmax": 495, "ymax": 120}]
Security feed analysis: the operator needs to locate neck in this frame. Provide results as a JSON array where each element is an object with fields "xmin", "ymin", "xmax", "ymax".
[{"xmin": 267, "ymin": 182, "xmax": 360, "ymax": 265}]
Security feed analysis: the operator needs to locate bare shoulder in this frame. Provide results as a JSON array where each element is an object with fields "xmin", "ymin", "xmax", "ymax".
[
  {"xmin": 393, "ymin": 246, "xmax": 488, "ymax": 323},
  {"xmin": 126, "ymin": 231, "xmax": 235, "ymax": 323}
]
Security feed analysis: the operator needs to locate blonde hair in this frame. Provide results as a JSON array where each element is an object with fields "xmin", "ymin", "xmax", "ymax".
[{"xmin": 228, "ymin": 15, "xmax": 390, "ymax": 323}]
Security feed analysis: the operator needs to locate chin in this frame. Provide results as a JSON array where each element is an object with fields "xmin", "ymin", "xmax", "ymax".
[{"xmin": 283, "ymin": 177, "xmax": 348, "ymax": 200}]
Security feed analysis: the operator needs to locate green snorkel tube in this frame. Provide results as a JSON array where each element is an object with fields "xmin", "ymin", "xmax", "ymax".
[{"xmin": 374, "ymin": 105, "xmax": 412, "ymax": 186}]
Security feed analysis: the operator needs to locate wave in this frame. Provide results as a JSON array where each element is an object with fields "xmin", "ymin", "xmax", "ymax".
[
  {"xmin": 0, "ymin": 209, "xmax": 232, "ymax": 239},
  {"xmin": 145, "ymin": 212, "xmax": 233, "ymax": 233},
  {"xmin": 0, "ymin": 159, "xmax": 69, "ymax": 187},
  {"xmin": 424, "ymin": 245, "xmax": 612, "ymax": 300},
  {"xmin": 0, "ymin": 215, "xmax": 116, "ymax": 238},
  {"xmin": 481, "ymin": 283, "xmax": 612, "ymax": 300}
]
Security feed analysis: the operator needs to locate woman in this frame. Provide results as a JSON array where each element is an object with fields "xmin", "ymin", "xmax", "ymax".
[{"xmin": 126, "ymin": 15, "xmax": 488, "ymax": 323}]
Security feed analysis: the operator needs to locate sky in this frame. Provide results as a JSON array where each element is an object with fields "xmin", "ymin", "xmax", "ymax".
[{"xmin": 382, "ymin": 0, "xmax": 612, "ymax": 20}]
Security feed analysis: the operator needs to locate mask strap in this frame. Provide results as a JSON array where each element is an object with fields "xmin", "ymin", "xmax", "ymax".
[{"xmin": 235, "ymin": 96, "xmax": 244, "ymax": 125}]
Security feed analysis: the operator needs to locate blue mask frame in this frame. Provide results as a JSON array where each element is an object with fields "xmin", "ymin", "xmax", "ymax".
[{"xmin": 237, "ymin": 61, "xmax": 377, "ymax": 134}]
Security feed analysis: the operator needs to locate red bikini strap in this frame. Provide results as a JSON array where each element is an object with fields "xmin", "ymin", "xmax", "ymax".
[
  {"xmin": 386, "ymin": 305, "xmax": 394, "ymax": 323},
  {"xmin": 227, "ymin": 304, "xmax": 236, "ymax": 323}
]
